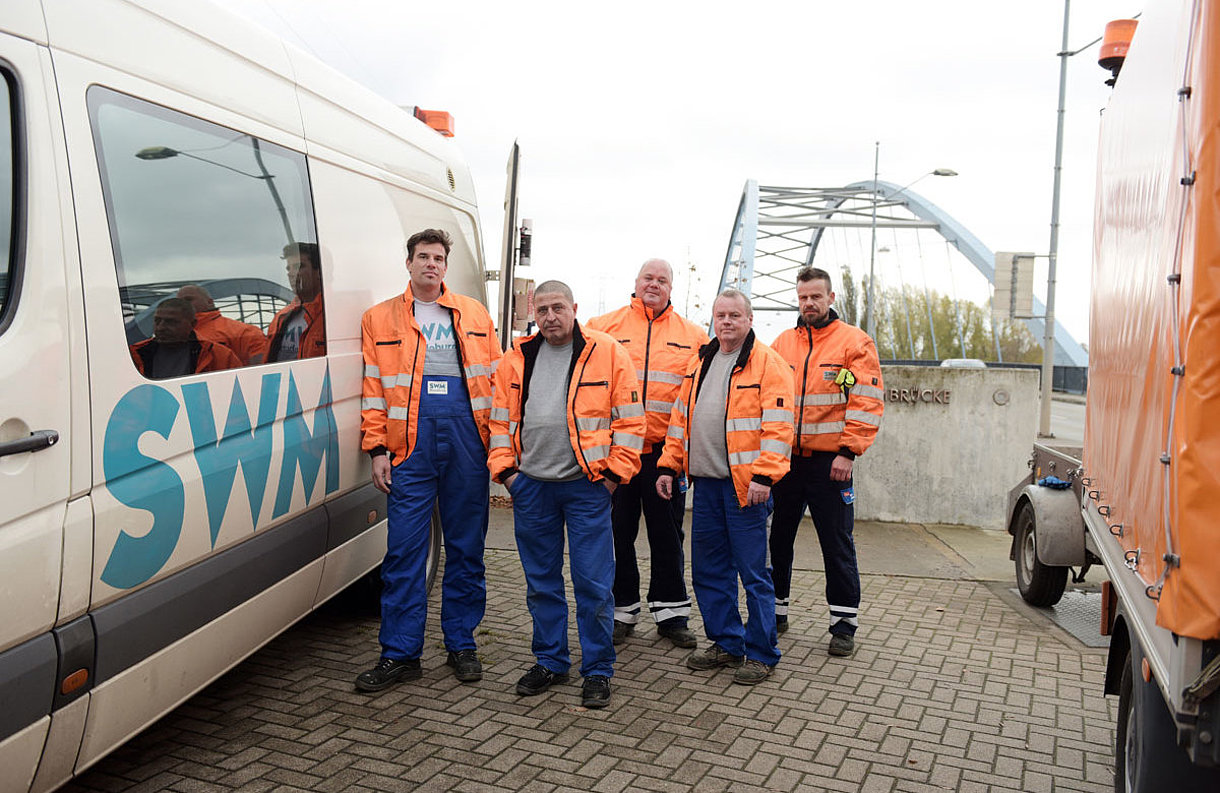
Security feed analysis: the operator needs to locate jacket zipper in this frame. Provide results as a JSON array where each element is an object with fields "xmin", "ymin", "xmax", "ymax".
[
  {"xmin": 798, "ymin": 325, "xmax": 812, "ymax": 451},
  {"xmin": 571, "ymin": 342, "xmax": 596, "ymax": 474},
  {"xmin": 642, "ymin": 310, "xmax": 655, "ymax": 411}
]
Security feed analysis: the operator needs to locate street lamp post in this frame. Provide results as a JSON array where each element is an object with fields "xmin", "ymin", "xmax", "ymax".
[
  {"xmin": 862, "ymin": 144, "xmax": 958, "ymax": 341},
  {"xmin": 1038, "ymin": 1, "xmax": 1115, "ymax": 436},
  {"xmin": 135, "ymin": 142, "xmax": 295, "ymax": 245}
]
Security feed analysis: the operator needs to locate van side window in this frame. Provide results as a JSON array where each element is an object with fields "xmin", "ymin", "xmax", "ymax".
[
  {"xmin": 0, "ymin": 71, "xmax": 15, "ymax": 329},
  {"xmin": 86, "ymin": 87, "xmax": 323, "ymax": 378}
]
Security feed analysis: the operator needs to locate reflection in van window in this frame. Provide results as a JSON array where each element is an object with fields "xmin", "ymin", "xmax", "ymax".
[
  {"xmin": 86, "ymin": 87, "xmax": 322, "ymax": 377},
  {"xmin": 0, "ymin": 74, "xmax": 13, "ymax": 323},
  {"xmin": 267, "ymin": 241, "xmax": 326, "ymax": 362}
]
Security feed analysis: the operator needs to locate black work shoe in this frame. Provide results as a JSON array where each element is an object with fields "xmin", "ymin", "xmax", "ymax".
[
  {"xmin": 686, "ymin": 643, "xmax": 744, "ymax": 671},
  {"xmin": 446, "ymin": 649, "xmax": 482, "ymax": 682},
  {"xmin": 581, "ymin": 675, "xmax": 611, "ymax": 708},
  {"xmin": 828, "ymin": 634, "xmax": 856, "ymax": 657},
  {"xmin": 776, "ymin": 616, "xmax": 789, "ymax": 634},
  {"xmin": 516, "ymin": 664, "xmax": 569, "ymax": 696},
  {"xmin": 612, "ymin": 621, "xmax": 635, "ymax": 645},
  {"xmin": 657, "ymin": 624, "xmax": 698, "ymax": 649},
  {"xmin": 354, "ymin": 657, "xmax": 421, "ymax": 692}
]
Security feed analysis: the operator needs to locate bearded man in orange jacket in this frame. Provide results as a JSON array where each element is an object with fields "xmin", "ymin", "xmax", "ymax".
[{"xmin": 770, "ymin": 266, "xmax": 883, "ymax": 658}]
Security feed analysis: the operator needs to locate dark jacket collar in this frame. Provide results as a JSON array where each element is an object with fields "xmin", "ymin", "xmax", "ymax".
[
  {"xmin": 519, "ymin": 320, "xmax": 588, "ymax": 407},
  {"xmin": 696, "ymin": 329, "xmax": 755, "ymax": 398}
]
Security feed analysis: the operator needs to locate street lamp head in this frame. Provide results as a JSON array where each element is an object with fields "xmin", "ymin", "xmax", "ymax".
[
  {"xmin": 932, "ymin": 168, "xmax": 958, "ymax": 177},
  {"xmin": 135, "ymin": 146, "xmax": 180, "ymax": 160}
]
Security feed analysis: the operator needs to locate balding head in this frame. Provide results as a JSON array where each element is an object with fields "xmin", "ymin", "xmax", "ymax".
[
  {"xmin": 533, "ymin": 280, "xmax": 577, "ymax": 346},
  {"xmin": 635, "ymin": 259, "xmax": 674, "ymax": 312},
  {"xmin": 176, "ymin": 284, "xmax": 216, "ymax": 313}
]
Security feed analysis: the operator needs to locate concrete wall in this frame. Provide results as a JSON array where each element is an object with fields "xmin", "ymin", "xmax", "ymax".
[{"xmin": 854, "ymin": 365, "xmax": 1038, "ymax": 529}]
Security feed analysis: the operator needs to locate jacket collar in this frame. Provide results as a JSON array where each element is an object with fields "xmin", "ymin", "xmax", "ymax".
[
  {"xmin": 404, "ymin": 281, "xmax": 453, "ymax": 307},
  {"xmin": 696, "ymin": 329, "xmax": 755, "ymax": 397},
  {"xmin": 630, "ymin": 294, "xmax": 672, "ymax": 321},
  {"xmin": 520, "ymin": 320, "xmax": 586, "ymax": 357}
]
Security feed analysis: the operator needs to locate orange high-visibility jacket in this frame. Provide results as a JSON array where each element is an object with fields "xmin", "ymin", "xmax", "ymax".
[
  {"xmin": 658, "ymin": 331, "xmax": 794, "ymax": 508},
  {"xmin": 360, "ymin": 284, "xmax": 502, "ymax": 462},
  {"xmin": 587, "ymin": 297, "xmax": 709, "ymax": 452},
  {"xmin": 770, "ymin": 310, "xmax": 884, "ymax": 458},
  {"xmin": 193, "ymin": 309, "xmax": 269, "ymax": 365},
  {"xmin": 487, "ymin": 322, "xmax": 645, "ymax": 485},
  {"xmin": 266, "ymin": 293, "xmax": 326, "ymax": 362}
]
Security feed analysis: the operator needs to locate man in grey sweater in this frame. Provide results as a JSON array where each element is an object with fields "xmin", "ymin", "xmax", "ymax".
[{"xmin": 488, "ymin": 281, "xmax": 645, "ymax": 708}]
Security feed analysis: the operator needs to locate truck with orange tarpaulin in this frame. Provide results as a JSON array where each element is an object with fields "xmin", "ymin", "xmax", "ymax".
[{"xmin": 1005, "ymin": 3, "xmax": 1220, "ymax": 791}]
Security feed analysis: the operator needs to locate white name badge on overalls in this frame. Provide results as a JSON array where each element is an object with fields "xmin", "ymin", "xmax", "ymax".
[{"xmin": 428, "ymin": 380, "xmax": 449, "ymax": 395}]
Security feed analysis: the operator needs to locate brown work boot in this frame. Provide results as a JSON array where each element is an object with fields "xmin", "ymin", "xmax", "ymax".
[
  {"xmin": 732, "ymin": 658, "xmax": 773, "ymax": 685},
  {"xmin": 686, "ymin": 643, "xmax": 744, "ymax": 671}
]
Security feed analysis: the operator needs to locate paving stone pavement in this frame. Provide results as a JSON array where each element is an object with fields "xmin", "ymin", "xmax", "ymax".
[{"xmin": 63, "ymin": 537, "xmax": 1117, "ymax": 792}]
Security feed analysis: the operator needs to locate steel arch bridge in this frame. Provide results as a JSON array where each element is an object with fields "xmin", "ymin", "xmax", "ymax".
[{"xmin": 716, "ymin": 179, "xmax": 1088, "ymax": 367}]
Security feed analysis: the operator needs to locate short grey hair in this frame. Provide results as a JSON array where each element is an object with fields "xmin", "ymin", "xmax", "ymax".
[
  {"xmin": 714, "ymin": 288, "xmax": 753, "ymax": 315},
  {"xmin": 533, "ymin": 279, "xmax": 574, "ymax": 304},
  {"xmin": 638, "ymin": 258, "xmax": 674, "ymax": 281}
]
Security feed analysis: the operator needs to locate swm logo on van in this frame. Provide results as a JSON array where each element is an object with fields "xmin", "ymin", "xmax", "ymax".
[{"xmin": 101, "ymin": 368, "xmax": 340, "ymax": 588}]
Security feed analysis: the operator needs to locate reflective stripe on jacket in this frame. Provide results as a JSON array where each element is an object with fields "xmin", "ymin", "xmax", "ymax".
[
  {"xmin": 658, "ymin": 330, "xmax": 794, "ymax": 508},
  {"xmin": 360, "ymin": 284, "xmax": 502, "ymax": 462},
  {"xmin": 266, "ymin": 293, "xmax": 326, "ymax": 361},
  {"xmin": 770, "ymin": 310, "xmax": 883, "ymax": 458},
  {"xmin": 587, "ymin": 297, "xmax": 709, "ymax": 451},
  {"xmin": 487, "ymin": 322, "xmax": 645, "ymax": 485}
]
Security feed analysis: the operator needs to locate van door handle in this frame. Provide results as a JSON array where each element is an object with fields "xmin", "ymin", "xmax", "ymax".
[{"xmin": 0, "ymin": 429, "xmax": 60, "ymax": 457}]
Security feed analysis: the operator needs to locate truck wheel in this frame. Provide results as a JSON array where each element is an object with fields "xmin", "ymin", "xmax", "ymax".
[
  {"xmin": 1115, "ymin": 640, "xmax": 1220, "ymax": 792},
  {"xmin": 1014, "ymin": 501, "xmax": 1068, "ymax": 607}
]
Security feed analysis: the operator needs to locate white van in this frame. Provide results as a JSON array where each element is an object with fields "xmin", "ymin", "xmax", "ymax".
[{"xmin": 0, "ymin": 2, "xmax": 492, "ymax": 790}]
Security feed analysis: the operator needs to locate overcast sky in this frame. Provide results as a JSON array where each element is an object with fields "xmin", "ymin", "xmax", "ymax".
[{"xmin": 213, "ymin": 0, "xmax": 1130, "ymax": 347}]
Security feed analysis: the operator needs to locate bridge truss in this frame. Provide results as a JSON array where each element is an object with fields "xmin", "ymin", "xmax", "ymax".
[{"xmin": 716, "ymin": 179, "xmax": 1088, "ymax": 367}]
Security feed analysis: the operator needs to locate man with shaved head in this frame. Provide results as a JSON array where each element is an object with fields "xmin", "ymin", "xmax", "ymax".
[
  {"xmin": 488, "ymin": 279, "xmax": 644, "ymax": 709},
  {"xmin": 177, "ymin": 284, "xmax": 269, "ymax": 365},
  {"xmin": 588, "ymin": 259, "xmax": 708, "ymax": 649}
]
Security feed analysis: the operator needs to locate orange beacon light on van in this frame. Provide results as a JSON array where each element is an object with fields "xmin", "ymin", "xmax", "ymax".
[{"xmin": 413, "ymin": 108, "xmax": 455, "ymax": 137}]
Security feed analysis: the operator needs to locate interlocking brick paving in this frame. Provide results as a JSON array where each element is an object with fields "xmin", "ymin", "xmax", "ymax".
[{"xmin": 64, "ymin": 543, "xmax": 1115, "ymax": 792}]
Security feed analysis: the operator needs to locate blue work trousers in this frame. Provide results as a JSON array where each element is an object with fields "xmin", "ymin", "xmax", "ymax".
[
  {"xmin": 690, "ymin": 476, "xmax": 780, "ymax": 667},
  {"xmin": 381, "ymin": 375, "xmax": 488, "ymax": 660},
  {"xmin": 511, "ymin": 474, "xmax": 616, "ymax": 678}
]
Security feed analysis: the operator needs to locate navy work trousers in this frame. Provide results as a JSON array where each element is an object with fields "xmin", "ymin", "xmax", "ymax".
[
  {"xmin": 611, "ymin": 448, "xmax": 691, "ymax": 628},
  {"xmin": 381, "ymin": 375, "xmax": 488, "ymax": 660},
  {"xmin": 770, "ymin": 451, "xmax": 860, "ymax": 637}
]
